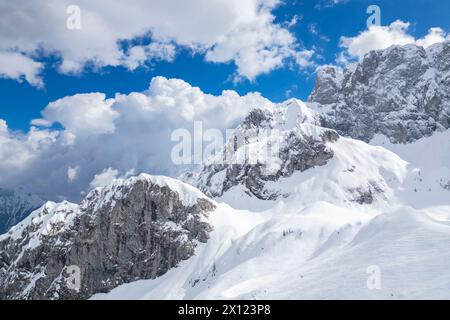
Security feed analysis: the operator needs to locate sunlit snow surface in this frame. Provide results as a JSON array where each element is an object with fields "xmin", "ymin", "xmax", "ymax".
[{"xmin": 93, "ymin": 129, "xmax": 450, "ymax": 300}]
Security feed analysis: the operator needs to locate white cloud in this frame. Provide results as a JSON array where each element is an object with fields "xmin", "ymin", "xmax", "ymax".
[
  {"xmin": 124, "ymin": 43, "xmax": 177, "ymax": 70},
  {"xmin": 0, "ymin": 52, "xmax": 43, "ymax": 87},
  {"xmin": 295, "ymin": 50, "xmax": 315, "ymax": 68},
  {"xmin": 0, "ymin": 119, "xmax": 8, "ymax": 135},
  {"xmin": 340, "ymin": 20, "xmax": 449, "ymax": 61},
  {"xmin": 30, "ymin": 119, "xmax": 53, "ymax": 127},
  {"xmin": 0, "ymin": 77, "xmax": 274, "ymax": 200},
  {"xmin": 416, "ymin": 27, "xmax": 448, "ymax": 48},
  {"xmin": 309, "ymin": 23, "xmax": 319, "ymax": 36},
  {"xmin": 204, "ymin": 2, "xmax": 307, "ymax": 80},
  {"xmin": 340, "ymin": 21, "xmax": 414, "ymax": 60},
  {"xmin": 38, "ymin": 93, "xmax": 118, "ymax": 139},
  {"xmin": 89, "ymin": 168, "xmax": 119, "ymax": 189},
  {"xmin": 284, "ymin": 14, "xmax": 301, "ymax": 28},
  {"xmin": 0, "ymin": 124, "xmax": 57, "ymax": 184},
  {"xmin": 315, "ymin": 0, "xmax": 349, "ymax": 10},
  {"xmin": 0, "ymin": 0, "xmax": 312, "ymax": 84},
  {"xmin": 67, "ymin": 166, "xmax": 80, "ymax": 183},
  {"xmin": 88, "ymin": 167, "xmax": 137, "ymax": 189}
]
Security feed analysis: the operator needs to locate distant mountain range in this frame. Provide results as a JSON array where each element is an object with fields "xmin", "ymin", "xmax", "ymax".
[{"xmin": 0, "ymin": 188, "xmax": 44, "ymax": 235}]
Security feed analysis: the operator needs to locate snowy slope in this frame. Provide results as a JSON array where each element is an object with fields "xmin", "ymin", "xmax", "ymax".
[
  {"xmin": 93, "ymin": 113, "xmax": 450, "ymax": 300},
  {"xmin": 93, "ymin": 202, "xmax": 450, "ymax": 300},
  {"xmin": 189, "ymin": 99, "xmax": 408, "ymax": 211},
  {"xmin": 218, "ymin": 133, "xmax": 408, "ymax": 211},
  {"xmin": 371, "ymin": 130, "xmax": 450, "ymax": 209}
]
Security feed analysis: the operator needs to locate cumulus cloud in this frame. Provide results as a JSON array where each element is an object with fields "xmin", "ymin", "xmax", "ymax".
[
  {"xmin": 340, "ymin": 21, "xmax": 414, "ymax": 60},
  {"xmin": 89, "ymin": 168, "xmax": 119, "ymax": 189},
  {"xmin": 0, "ymin": 52, "xmax": 43, "ymax": 87},
  {"xmin": 0, "ymin": 0, "xmax": 313, "ymax": 85},
  {"xmin": 124, "ymin": 43, "xmax": 177, "ymax": 71},
  {"xmin": 416, "ymin": 27, "xmax": 449, "ymax": 48},
  {"xmin": 0, "ymin": 123, "xmax": 57, "ymax": 185},
  {"xmin": 340, "ymin": 20, "xmax": 450, "ymax": 61},
  {"xmin": 204, "ymin": 2, "xmax": 312, "ymax": 80},
  {"xmin": 39, "ymin": 93, "xmax": 118, "ymax": 138},
  {"xmin": 0, "ymin": 77, "xmax": 274, "ymax": 201}
]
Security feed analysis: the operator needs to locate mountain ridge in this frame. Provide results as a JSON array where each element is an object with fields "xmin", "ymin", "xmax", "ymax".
[
  {"xmin": 0, "ymin": 174, "xmax": 214, "ymax": 299},
  {"xmin": 309, "ymin": 41, "xmax": 450, "ymax": 143},
  {"xmin": 1, "ymin": 42, "xmax": 450, "ymax": 300}
]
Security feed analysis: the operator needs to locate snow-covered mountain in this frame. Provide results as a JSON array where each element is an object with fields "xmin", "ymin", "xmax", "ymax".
[
  {"xmin": 185, "ymin": 99, "xmax": 407, "ymax": 211},
  {"xmin": 310, "ymin": 41, "xmax": 450, "ymax": 143},
  {"xmin": 0, "ymin": 188, "xmax": 44, "ymax": 235},
  {"xmin": 93, "ymin": 204, "xmax": 450, "ymax": 300},
  {"xmin": 92, "ymin": 126, "xmax": 450, "ymax": 300},
  {"xmin": 0, "ymin": 175, "xmax": 214, "ymax": 299},
  {"xmin": 1, "ymin": 42, "xmax": 450, "ymax": 300}
]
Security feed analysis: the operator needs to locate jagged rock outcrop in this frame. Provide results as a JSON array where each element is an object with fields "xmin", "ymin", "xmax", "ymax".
[
  {"xmin": 0, "ymin": 174, "xmax": 215, "ymax": 300},
  {"xmin": 309, "ymin": 41, "xmax": 450, "ymax": 143},
  {"xmin": 0, "ymin": 188, "xmax": 44, "ymax": 235},
  {"xmin": 185, "ymin": 100, "xmax": 339, "ymax": 200}
]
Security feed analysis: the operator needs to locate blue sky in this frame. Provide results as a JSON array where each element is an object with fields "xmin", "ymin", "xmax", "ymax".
[
  {"xmin": 1, "ymin": 0, "xmax": 450, "ymax": 131},
  {"xmin": 0, "ymin": 0, "xmax": 449, "ymax": 200}
]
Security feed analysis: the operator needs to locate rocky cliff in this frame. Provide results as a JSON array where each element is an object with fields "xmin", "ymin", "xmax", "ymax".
[
  {"xmin": 0, "ymin": 174, "xmax": 214, "ymax": 299},
  {"xmin": 309, "ymin": 41, "xmax": 450, "ymax": 143},
  {"xmin": 184, "ymin": 99, "xmax": 339, "ymax": 201}
]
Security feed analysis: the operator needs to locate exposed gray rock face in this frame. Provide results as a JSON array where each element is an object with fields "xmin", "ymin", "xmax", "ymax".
[
  {"xmin": 185, "ymin": 100, "xmax": 339, "ymax": 200},
  {"xmin": 350, "ymin": 181, "xmax": 385, "ymax": 205},
  {"xmin": 0, "ymin": 188, "xmax": 44, "ymax": 235},
  {"xmin": 309, "ymin": 42, "xmax": 450, "ymax": 143},
  {"xmin": 0, "ymin": 174, "xmax": 214, "ymax": 300}
]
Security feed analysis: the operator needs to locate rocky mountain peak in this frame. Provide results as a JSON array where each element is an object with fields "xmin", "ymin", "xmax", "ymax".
[
  {"xmin": 0, "ymin": 174, "xmax": 215, "ymax": 300},
  {"xmin": 184, "ymin": 96, "xmax": 409, "ymax": 210},
  {"xmin": 185, "ymin": 100, "xmax": 342, "ymax": 202},
  {"xmin": 309, "ymin": 41, "xmax": 450, "ymax": 143}
]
